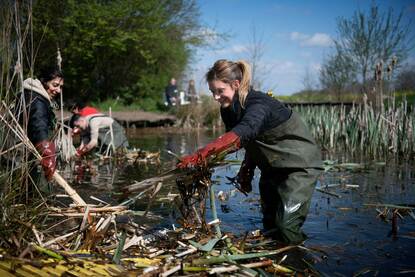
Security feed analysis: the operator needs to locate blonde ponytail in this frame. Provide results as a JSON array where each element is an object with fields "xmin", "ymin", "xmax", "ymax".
[
  {"xmin": 205, "ymin": 59, "xmax": 252, "ymax": 108},
  {"xmin": 236, "ymin": 60, "xmax": 251, "ymax": 108}
]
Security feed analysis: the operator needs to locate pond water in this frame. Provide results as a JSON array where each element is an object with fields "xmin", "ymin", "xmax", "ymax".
[{"xmin": 63, "ymin": 128, "xmax": 415, "ymax": 276}]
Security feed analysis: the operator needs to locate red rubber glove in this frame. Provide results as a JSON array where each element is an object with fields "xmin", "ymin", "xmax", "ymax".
[
  {"xmin": 236, "ymin": 153, "xmax": 256, "ymax": 193},
  {"xmin": 177, "ymin": 131, "xmax": 241, "ymax": 168},
  {"xmin": 35, "ymin": 140, "xmax": 56, "ymax": 181},
  {"xmin": 75, "ymin": 146, "xmax": 89, "ymax": 158}
]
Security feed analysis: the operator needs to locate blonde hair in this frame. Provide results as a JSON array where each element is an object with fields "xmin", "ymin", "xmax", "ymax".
[{"xmin": 205, "ymin": 59, "xmax": 252, "ymax": 108}]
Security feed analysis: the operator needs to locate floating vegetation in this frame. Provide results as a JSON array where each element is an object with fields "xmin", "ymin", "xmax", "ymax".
[
  {"xmin": 124, "ymin": 148, "xmax": 161, "ymax": 164},
  {"xmin": 0, "ymin": 155, "xmax": 321, "ymax": 276},
  {"xmin": 90, "ymin": 148, "xmax": 161, "ymax": 164},
  {"xmin": 0, "ymin": 229, "xmax": 306, "ymax": 276}
]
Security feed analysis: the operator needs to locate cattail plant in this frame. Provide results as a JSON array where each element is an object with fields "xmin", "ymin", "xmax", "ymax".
[
  {"xmin": 295, "ymin": 99, "xmax": 414, "ymax": 159},
  {"xmin": 289, "ymin": 56, "xmax": 412, "ymax": 160}
]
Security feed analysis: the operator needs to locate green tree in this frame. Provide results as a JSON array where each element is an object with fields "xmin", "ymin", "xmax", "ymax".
[{"xmin": 30, "ymin": 0, "xmax": 205, "ymax": 110}]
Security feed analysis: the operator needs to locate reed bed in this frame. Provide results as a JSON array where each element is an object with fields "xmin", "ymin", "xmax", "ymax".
[{"xmin": 295, "ymin": 100, "xmax": 414, "ymax": 159}]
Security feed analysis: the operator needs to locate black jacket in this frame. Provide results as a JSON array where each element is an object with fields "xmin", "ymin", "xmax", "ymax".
[
  {"xmin": 220, "ymin": 90, "xmax": 291, "ymax": 146},
  {"xmin": 220, "ymin": 90, "xmax": 322, "ymax": 169},
  {"xmin": 165, "ymin": 84, "xmax": 177, "ymax": 98},
  {"xmin": 17, "ymin": 90, "xmax": 56, "ymax": 145}
]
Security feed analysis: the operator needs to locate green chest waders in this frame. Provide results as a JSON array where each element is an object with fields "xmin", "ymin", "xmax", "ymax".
[
  {"xmin": 97, "ymin": 120, "xmax": 129, "ymax": 153},
  {"xmin": 246, "ymin": 111, "xmax": 323, "ymax": 244}
]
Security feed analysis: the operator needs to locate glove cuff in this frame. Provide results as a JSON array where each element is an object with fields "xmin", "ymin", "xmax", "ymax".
[
  {"xmin": 201, "ymin": 131, "xmax": 241, "ymax": 157},
  {"xmin": 35, "ymin": 140, "xmax": 56, "ymax": 181}
]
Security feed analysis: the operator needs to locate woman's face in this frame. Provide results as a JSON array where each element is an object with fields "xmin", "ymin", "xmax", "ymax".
[
  {"xmin": 208, "ymin": 80, "xmax": 239, "ymax": 108},
  {"xmin": 74, "ymin": 117, "xmax": 88, "ymax": 130},
  {"xmin": 45, "ymin": 77, "xmax": 64, "ymax": 99}
]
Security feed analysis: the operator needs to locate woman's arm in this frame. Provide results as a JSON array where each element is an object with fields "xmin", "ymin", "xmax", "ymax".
[{"xmin": 177, "ymin": 131, "xmax": 241, "ymax": 168}]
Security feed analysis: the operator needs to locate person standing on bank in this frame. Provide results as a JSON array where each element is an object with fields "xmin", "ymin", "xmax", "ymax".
[
  {"xmin": 164, "ymin": 78, "xmax": 178, "ymax": 106},
  {"xmin": 177, "ymin": 59, "xmax": 323, "ymax": 244},
  {"xmin": 71, "ymin": 113, "xmax": 129, "ymax": 157},
  {"xmin": 187, "ymin": 79, "xmax": 197, "ymax": 103},
  {"xmin": 18, "ymin": 67, "xmax": 64, "ymax": 181}
]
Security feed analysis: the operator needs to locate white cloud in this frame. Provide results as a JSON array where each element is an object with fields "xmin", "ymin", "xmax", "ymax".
[
  {"xmin": 213, "ymin": 44, "xmax": 248, "ymax": 55},
  {"xmin": 290, "ymin": 32, "xmax": 309, "ymax": 41},
  {"xmin": 303, "ymin": 33, "xmax": 332, "ymax": 47},
  {"xmin": 290, "ymin": 32, "xmax": 333, "ymax": 47}
]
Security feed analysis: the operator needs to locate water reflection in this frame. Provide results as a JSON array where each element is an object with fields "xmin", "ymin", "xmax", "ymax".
[{"xmin": 62, "ymin": 128, "xmax": 415, "ymax": 276}]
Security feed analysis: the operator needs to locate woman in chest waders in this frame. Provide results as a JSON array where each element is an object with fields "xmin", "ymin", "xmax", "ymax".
[{"xmin": 177, "ymin": 59, "xmax": 323, "ymax": 245}]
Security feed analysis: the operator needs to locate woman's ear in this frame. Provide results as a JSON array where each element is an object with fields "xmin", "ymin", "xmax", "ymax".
[{"xmin": 231, "ymin": 80, "xmax": 240, "ymax": 90}]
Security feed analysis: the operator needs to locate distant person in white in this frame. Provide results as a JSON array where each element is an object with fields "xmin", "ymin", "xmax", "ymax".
[{"xmin": 72, "ymin": 114, "xmax": 129, "ymax": 157}]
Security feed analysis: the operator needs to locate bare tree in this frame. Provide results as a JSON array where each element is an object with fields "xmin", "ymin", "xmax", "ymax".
[
  {"xmin": 395, "ymin": 64, "xmax": 415, "ymax": 91},
  {"xmin": 302, "ymin": 66, "xmax": 317, "ymax": 92},
  {"xmin": 244, "ymin": 23, "xmax": 277, "ymax": 91},
  {"xmin": 333, "ymin": 2, "xmax": 414, "ymax": 97},
  {"xmin": 320, "ymin": 50, "xmax": 356, "ymax": 101}
]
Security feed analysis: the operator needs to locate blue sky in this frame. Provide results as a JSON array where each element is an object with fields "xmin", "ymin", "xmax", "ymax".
[{"xmin": 190, "ymin": 0, "xmax": 415, "ymax": 95}]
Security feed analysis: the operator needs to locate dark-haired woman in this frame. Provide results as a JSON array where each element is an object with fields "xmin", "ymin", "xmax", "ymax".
[
  {"xmin": 178, "ymin": 59, "xmax": 323, "ymax": 245},
  {"xmin": 17, "ymin": 67, "xmax": 64, "ymax": 181}
]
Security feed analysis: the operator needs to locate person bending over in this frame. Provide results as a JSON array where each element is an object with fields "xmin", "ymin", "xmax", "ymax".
[
  {"xmin": 72, "ymin": 114, "xmax": 129, "ymax": 157},
  {"xmin": 177, "ymin": 59, "xmax": 323, "ymax": 245},
  {"xmin": 69, "ymin": 101, "xmax": 100, "ymax": 136}
]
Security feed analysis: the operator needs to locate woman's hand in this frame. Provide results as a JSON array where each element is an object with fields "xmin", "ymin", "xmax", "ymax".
[
  {"xmin": 236, "ymin": 154, "xmax": 256, "ymax": 193},
  {"xmin": 75, "ymin": 146, "xmax": 89, "ymax": 158}
]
